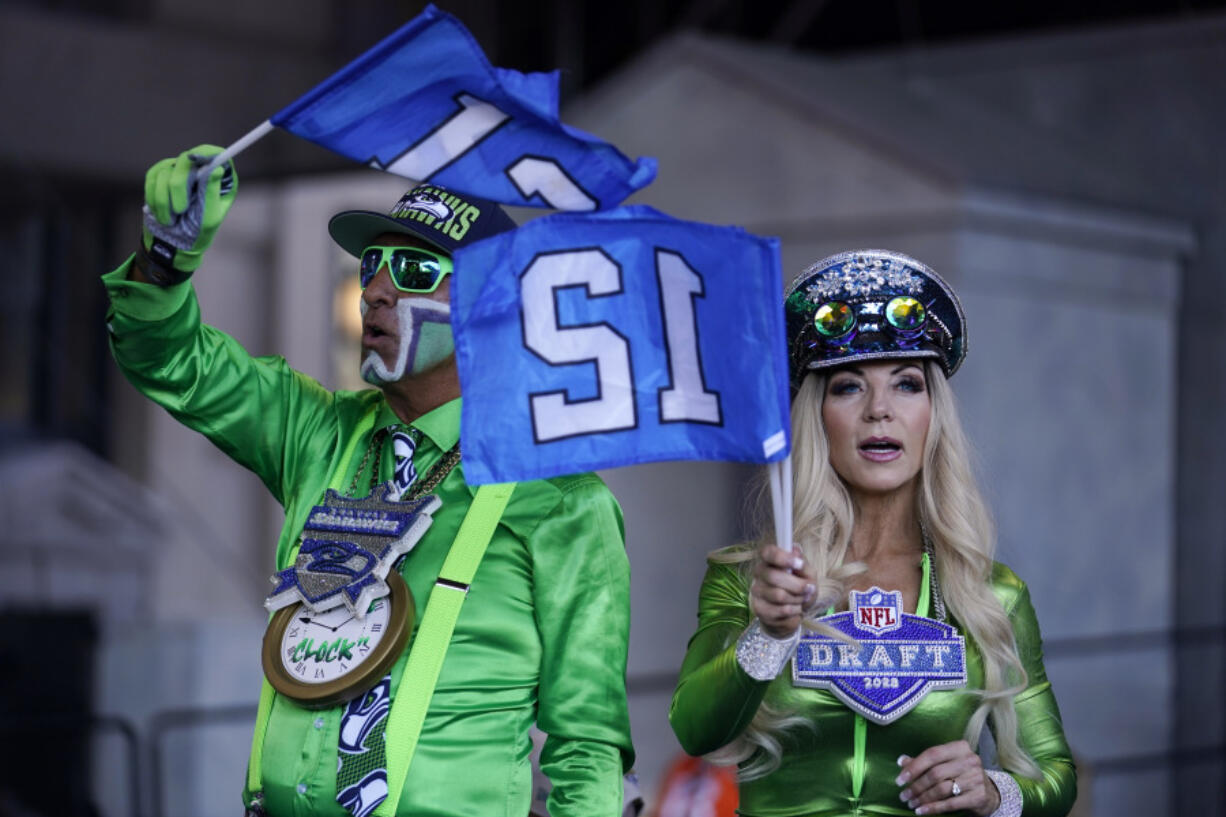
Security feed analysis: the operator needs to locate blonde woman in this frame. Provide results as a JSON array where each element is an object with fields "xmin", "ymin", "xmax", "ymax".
[{"xmin": 669, "ymin": 251, "xmax": 1076, "ymax": 817}]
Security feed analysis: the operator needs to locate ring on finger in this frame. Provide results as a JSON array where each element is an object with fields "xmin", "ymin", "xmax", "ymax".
[{"xmin": 950, "ymin": 780, "xmax": 962, "ymax": 797}]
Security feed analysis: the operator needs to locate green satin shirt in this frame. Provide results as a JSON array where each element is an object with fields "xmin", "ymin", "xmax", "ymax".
[
  {"xmin": 669, "ymin": 554, "xmax": 1075, "ymax": 817},
  {"xmin": 103, "ymin": 261, "xmax": 634, "ymax": 817}
]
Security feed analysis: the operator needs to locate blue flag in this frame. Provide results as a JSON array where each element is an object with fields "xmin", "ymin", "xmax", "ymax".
[
  {"xmin": 453, "ymin": 206, "xmax": 791, "ymax": 485},
  {"xmin": 270, "ymin": 5, "xmax": 656, "ymax": 210}
]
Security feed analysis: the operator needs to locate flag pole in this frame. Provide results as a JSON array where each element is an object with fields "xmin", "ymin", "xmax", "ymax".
[
  {"xmin": 199, "ymin": 120, "xmax": 275, "ymax": 178},
  {"xmin": 769, "ymin": 460, "xmax": 782, "ymax": 548},
  {"xmin": 769, "ymin": 455, "xmax": 794, "ymax": 552},
  {"xmin": 782, "ymin": 452, "xmax": 793, "ymax": 551}
]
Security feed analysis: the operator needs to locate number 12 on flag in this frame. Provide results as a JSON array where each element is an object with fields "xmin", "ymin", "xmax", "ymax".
[{"xmin": 453, "ymin": 205, "xmax": 791, "ymax": 485}]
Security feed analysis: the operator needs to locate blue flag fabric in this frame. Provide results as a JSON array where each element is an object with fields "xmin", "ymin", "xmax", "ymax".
[
  {"xmin": 270, "ymin": 5, "xmax": 656, "ymax": 211},
  {"xmin": 452, "ymin": 206, "xmax": 791, "ymax": 485}
]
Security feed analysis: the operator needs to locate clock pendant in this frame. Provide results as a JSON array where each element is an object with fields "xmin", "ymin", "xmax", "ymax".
[{"xmin": 262, "ymin": 570, "xmax": 414, "ymax": 709}]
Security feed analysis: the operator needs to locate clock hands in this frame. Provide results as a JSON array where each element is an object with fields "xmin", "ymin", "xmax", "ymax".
[{"xmin": 299, "ymin": 613, "xmax": 357, "ymax": 633}]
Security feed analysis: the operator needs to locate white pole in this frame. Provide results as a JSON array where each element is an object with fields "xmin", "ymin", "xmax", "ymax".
[
  {"xmin": 769, "ymin": 459, "xmax": 782, "ymax": 548},
  {"xmin": 769, "ymin": 455, "xmax": 794, "ymax": 552},
  {"xmin": 198, "ymin": 120, "xmax": 276, "ymax": 178},
  {"xmin": 781, "ymin": 452, "xmax": 793, "ymax": 552}
]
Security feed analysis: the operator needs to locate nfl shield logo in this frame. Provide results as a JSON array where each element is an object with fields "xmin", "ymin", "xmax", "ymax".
[{"xmin": 852, "ymin": 588, "xmax": 903, "ymax": 634}]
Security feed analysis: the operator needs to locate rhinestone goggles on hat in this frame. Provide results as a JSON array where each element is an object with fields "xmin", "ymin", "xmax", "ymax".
[{"xmin": 784, "ymin": 249, "xmax": 967, "ymax": 385}]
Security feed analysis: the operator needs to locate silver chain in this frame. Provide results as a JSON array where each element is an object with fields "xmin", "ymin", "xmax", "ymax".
[{"xmin": 919, "ymin": 519, "xmax": 947, "ymax": 622}]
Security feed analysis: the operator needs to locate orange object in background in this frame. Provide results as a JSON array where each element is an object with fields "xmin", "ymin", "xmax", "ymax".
[{"xmin": 648, "ymin": 754, "xmax": 739, "ymax": 817}]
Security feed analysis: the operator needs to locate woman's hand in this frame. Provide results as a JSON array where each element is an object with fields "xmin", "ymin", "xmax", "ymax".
[
  {"xmin": 750, "ymin": 545, "xmax": 816, "ymax": 638},
  {"xmin": 895, "ymin": 741, "xmax": 1000, "ymax": 815}
]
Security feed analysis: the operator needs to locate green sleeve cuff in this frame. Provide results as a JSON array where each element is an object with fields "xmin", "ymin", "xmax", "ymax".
[{"xmin": 102, "ymin": 253, "xmax": 193, "ymax": 322}]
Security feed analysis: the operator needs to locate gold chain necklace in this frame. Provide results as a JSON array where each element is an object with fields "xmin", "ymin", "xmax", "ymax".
[{"xmin": 346, "ymin": 426, "xmax": 462, "ymax": 500}]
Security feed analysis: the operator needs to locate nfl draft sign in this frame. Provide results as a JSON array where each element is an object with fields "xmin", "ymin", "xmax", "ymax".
[{"xmin": 793, "ymin": 587, "xmax": 968, "ymax": 724}]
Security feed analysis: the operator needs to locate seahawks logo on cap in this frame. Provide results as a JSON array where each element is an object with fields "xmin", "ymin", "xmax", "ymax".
[
  {"xmin": 403, "ymin": 190, "xmax": 452, "ymax": 220},
  {"xmin": 384, "ymin": 185, "xmax": 487, "ymax": 244}
]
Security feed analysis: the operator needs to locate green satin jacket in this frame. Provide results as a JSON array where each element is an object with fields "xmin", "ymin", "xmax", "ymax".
[
  {"xmin": 103, "ymin": 261, "xmax": 634, "ymax": 817},
  {"xmin": 669, "ymin": 554, "xmax": 1075, "ymax": 817}
]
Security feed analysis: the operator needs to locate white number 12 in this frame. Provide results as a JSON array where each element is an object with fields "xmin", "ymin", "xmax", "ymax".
[{"xmin": 522, "ymin": 249, "xmax": 722, "ymax": 443}]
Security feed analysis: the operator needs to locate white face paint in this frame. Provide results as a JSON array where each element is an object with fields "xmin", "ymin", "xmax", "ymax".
[{"xmin": 360, "ymin": 297, "xmax": 454, "ymax": 386}]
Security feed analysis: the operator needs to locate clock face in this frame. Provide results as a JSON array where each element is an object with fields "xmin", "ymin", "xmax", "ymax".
[
  {"xmin": 262, "ymin": 570, "xmax": 413, "ymax": 708},
  {"xmin": 279, "ymin": 597, "xmax": 391, "ymax": 684}
]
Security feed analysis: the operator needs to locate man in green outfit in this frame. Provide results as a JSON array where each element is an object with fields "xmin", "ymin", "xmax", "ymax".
[{"xmin": 104, "ymin": 146, "xmax": 633, "ymax": 817}]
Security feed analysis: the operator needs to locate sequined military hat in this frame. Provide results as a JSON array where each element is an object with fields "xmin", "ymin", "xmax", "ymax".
[{"xmin": 784, "ymin": 249, "xmax": 967, "ymax": 384}]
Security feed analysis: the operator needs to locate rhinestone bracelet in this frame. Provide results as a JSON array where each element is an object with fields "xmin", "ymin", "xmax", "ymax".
[
  {"xmin": 735, "ymin": 618, "xmax": 800, "ymax": 681},
  {"xmin": 985, "ymin": 770, "xmax": 1022, "ymax": 817}
]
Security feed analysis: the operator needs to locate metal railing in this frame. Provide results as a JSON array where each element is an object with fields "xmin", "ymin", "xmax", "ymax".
[
  {"xmin": 3, "ymin": 624, "xmax": 1219, "ymax": 816},
  {"xmin": 147, "ymin": 704, "xmax": 258, "ymax": 817},
  {"xmin": 0, "ymin": 713, "xmax": 141, "ymax": 817}
]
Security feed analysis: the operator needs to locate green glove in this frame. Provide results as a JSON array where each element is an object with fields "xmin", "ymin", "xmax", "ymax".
[{"xmin": 141, "ymin": 144, "xmax": 238, "ymax": 275}]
